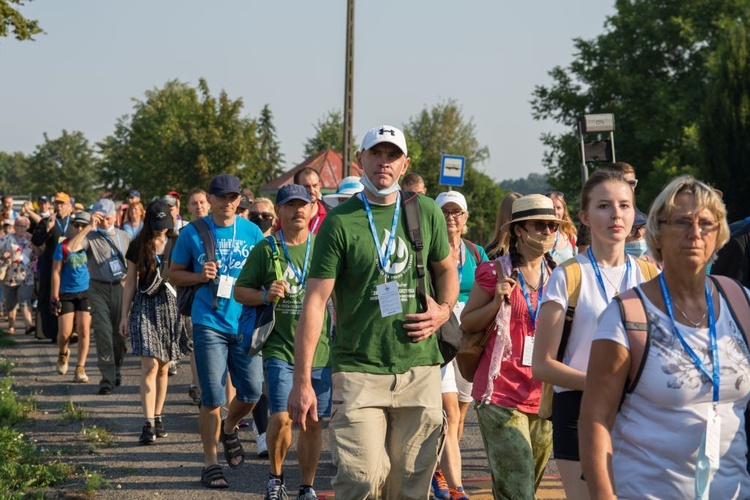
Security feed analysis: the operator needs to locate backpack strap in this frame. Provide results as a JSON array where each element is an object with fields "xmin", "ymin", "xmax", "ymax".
[
  {"xmin": 401, "ymin": 191, "xmax": 430, "ymax": 307},
  {"xmin": 62, "ymin": 239, "xmax": 70, "ymax": 262},
  {"xmin": 557, "ymin": 259, "xmax": 582, "ymax": 361},
  {"xmin": 710, "ymin": 275, "xmax": 750, "ymax": 348},
  {"xmin": 635, "ymin": 258, "xmax": 660, "ymax": 281},
  {"xmin": 462, "ymin": 238, "xmax": 482, "ymax": 265},
  {"xmin": 614, "ymin": 287, "xmax": 650, "ymax": 396},
  {"xmin": 266, "ymin": 235, "xmax": 283, "ymax": 281},
  {"xmin": 191, "ymin": 218, "xmax": 218, "ymax": 310}
]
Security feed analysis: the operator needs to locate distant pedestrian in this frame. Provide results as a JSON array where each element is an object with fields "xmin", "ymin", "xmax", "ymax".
[
  {"xmin": 66, "ymin": 198, "xmax": 132, "ymax": 396},
  {"xmin": 51, "ymin": 211, "xmax": 92, "ymax": 383},
  {"xmin": 0, "ymin": 216, "xmax": 37, "ymax": 335},
  {"xmin": 120, "ymin": 200, "xmax": 189, "ymax": 445}
]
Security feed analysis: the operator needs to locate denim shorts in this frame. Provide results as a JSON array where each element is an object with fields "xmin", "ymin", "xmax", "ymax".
[
  {"xmin": 264, "ymin": 357, "xmax": 332, "ymax": 418},
  {"xmin": 193, "ymin": 324, "xmax": 263, "ymax": 408}
]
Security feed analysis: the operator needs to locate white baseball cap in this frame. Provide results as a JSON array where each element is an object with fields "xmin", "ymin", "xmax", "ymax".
[
  {"xmin": 359, "ymin": 125, "xmax": 408, "ymax": 156},
  {"xmin": 435, "ymin": 191, "xmax": 468, "ymax": 212}
]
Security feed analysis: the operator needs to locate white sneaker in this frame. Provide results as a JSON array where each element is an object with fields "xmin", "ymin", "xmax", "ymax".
[{"xmin": 257, "ymin": 432, "xmax": 268, "ymax": 458}]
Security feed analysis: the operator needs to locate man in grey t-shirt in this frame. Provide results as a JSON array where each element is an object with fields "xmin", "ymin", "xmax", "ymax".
[{"xmin": 67, "ymin": 199, "xmax": 132, "ymax": 395}]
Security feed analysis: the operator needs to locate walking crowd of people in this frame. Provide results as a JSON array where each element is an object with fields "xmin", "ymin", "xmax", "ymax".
[{"xmin": 5, "ymin": 124, "xmax": 750, "ymax": 499}]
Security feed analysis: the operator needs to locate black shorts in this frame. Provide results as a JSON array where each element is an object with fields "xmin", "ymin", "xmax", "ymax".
[
  {"xmin": 60, "ymin": 291, "xmax": 90, "ymax": 315},
  {"xmin": 551, "ymin": 390, "xmax": 583, "ymax": 461}
]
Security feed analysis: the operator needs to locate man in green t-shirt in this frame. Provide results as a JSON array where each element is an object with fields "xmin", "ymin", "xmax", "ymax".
[
  {"xmin": 235, "ymin": 184, "xmax": 331, "ymax": 500},
  {"xmin": 288, "ymin": 125, "xmax": 459, "ymax": 499}
]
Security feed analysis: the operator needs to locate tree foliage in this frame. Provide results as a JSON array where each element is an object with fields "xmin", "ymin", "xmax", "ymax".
[
  {"xmin": 254, "ymin": 104, "xmax": 285, "ymax": 184},
  {"xmin": 531, "ymin": 0, "xmax": 749, "ymax": 209},
  {"xmin": 499, "ymin": 173, "xmax": 552, "ymax": 195},
  {"xmin": 0, "ymin": 0, "xmax": 42, "ymax": 42},
  {"xmin": 701, "ymin": 13, "xmax": 750, "ymax": 220},
  {"xmin": 302, "ymin": 110, "xmax": 357, "ymax": 160},
  {"xmin": 98, "ymin": 79, "xmax": 261, "ymax": 199},
  {"xmin": 25, "ymin": 130, "xmax": 99, "ymax": 204},
  {"xmin": 0, "ymin": 151, "xmax": 30, "ymax": 195},
  {"xmin": 403, "ymin": 99, "xmax": 502, "ymax": 244}
]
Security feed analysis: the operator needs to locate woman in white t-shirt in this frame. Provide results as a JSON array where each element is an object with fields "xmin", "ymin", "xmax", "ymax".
[
  {"xmin": 532, "ymin": 169, "xmax": 653, "ymax": 499},
  {"xmin": 580, "ymin": 176, "xmax": 750, "ymax": 499}
]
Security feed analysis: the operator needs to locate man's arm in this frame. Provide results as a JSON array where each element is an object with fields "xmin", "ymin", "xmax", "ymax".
[
  {"xmin": 31, "ymin": 214, "xmax": 55, "ymax": 247},
  {"xmin": 287, "ymin": 277, "xmax": 335, "ymax": 431},
  {"xmin": 403, "ymin": 254, "xmax": 458, "ymax": 341},
  {"xmin": 50, "ymin": 260, "xmax": 62, "ymax": 316},
  {"xmin": 65, "ymin": 216, "xmax": 95, "ymax": 253}
]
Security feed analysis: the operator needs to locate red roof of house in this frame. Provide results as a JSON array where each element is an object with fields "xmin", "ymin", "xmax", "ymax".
[{"xmin": 259, "ymin": 149, "xmax": 362, "ymax": 194}]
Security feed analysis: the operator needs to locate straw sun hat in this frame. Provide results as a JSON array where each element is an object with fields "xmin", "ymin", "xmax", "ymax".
[{"xmin": 502, "ymin": 194, "xmax": 566, "ymax": 230}]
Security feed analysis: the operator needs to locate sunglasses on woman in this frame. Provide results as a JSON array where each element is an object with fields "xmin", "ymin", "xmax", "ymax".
[
  {"xmin": 526, "ymin": 221, "xmax": 559, "ymax": 233},
  {"xmin": 249, "ymin": 211, "xmax": 274, "ymax": 220}
]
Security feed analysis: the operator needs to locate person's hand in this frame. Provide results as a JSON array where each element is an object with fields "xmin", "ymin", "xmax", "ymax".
[
  {"xmin": 403, "ymin": 295, "xmax": 452, "ymax": 342},
  {"xmin": 287, "ymin": 381, "xmax": 318, "ymax": 432},
  {"xmin": 2, "ymin": 251, "xmax": 10, "ymax": 259},
  {"xmin": 118, "ymin": 317, "xmax": 129, "ymax": 338},
  {"xmin": 90, "ymin": 213, "xmax": 103, "ymax": 228},
  {"xmin": 51, "ymin": 299, "xmax": 62, "ymax": 317},
  {"xmin": 45, "ymin": 212, "xmax": 56, "ymax": 231},
  {"xmin": 494, "ymin": 276, "xmax": 516, "ymax": 305},
  {"xmin": 22, "ymin": 201, "xmax": 34, "ymax": 214},
  {"xmin": 201, "ymin": 261, "xmax": 218, "ymax": 282},
  {"xmin": 264, "ymin": 280, "xmax": 287, "ymax": 302}
]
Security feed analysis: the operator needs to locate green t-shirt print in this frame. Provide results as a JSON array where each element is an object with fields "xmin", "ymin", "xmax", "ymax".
[
  {"xmin": 310, "ymin": 194, "xmax": 451, "ymax": 374},
  {"xmin": 236, "ymin": 236, "xmax": 331, "ymax": 368}
]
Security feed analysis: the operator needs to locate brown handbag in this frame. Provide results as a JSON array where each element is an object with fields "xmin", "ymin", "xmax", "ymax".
[{"xmin": 455, "ymin": 261, "xmax": 504, "ymax": 382}]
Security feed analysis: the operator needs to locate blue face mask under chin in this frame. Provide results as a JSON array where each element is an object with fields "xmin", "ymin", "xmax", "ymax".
[{"xmin": 360, "ymin": 172, "xmax": 401, "ymax": 198}]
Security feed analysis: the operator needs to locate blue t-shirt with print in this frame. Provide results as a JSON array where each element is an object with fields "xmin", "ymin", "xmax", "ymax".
[
  {"xmin": 52, "ymin": 240, "xmax": 90, "ymax": 293},
  {"xmin": 171, "ymin": 215, "xmax": 264, "ymax": 334}
]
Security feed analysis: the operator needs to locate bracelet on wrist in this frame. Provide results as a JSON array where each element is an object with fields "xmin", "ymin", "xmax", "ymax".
[{"xmin": 262, "ymin": 290, "xmax": 269, "ymax": 304}]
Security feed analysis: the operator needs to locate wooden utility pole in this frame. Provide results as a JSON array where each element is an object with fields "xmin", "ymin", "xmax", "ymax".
[{"xmin": 342, "ymin": 0, "xmax": 355, "ymax": 177}]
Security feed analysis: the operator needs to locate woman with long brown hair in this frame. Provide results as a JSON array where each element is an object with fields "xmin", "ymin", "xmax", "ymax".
[{"xmin": 120, "ymin": 200, "xmax": 189, "ymax": 445}]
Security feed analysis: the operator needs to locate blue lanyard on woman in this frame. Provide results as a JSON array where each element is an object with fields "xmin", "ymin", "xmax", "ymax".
[
  {"xmin": 549, "ymin": 230, "xmax": 560, "ymax": 258},
  {"xmin": 659, "ymin": 274, "xmax": 719, "ymax": 403},
  {"xmin": 278, "ymin": 230, "xmax": 312, "ymax": 289},
  {"xmin": 516, "ymin": 264, "xmax": 545, "ymax": 329},
  {"xmin": 360, "ymin": 192, "xmax": 400, "ymax": 275},
  {"xmin": 587, "ymin": 247, "xmax": 631, "ymax": 300},
  {"xmin": 209, "ymin": 217, "xmax": 237, "ymax": 274}
]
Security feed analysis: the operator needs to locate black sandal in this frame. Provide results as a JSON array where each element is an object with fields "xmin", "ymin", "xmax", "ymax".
[
  {"xmin": 200, "ymin": 464, "xmax": 228, "ymax": 489},
  {"xmin": 220, "ymin": 420, "xmax": 245, "ymax": 469}
]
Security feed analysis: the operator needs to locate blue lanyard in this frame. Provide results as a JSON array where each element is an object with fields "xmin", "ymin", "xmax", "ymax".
[
  {"xmin": 209, "ymin": 217, "xmax": 237, "ymax": 274},
  {"xmin": 659, "ymin": 274, "xmax": 719, "ymax": 402},
  {"xmin": 101, "ymin": 230, "xmax": 122, "ymax": 257},
  {"xmin": 587, "ymin": 247, "xmax": 631, "ymax": 300},
  {"xmin": 550, "ymin": 231, "xmax": 560, "ymax": 258},
  {"xmin": 516, "ymin": 264, "xmax": 545, "ymax": 329},
  {"xmin": 310, "ymin": 213, "xmax": 322, "ymax": 234},
  {"xmin": 457, "ymin": 241, "xmax": 464, "ymax": 283},
  {"xmin": 360, "ymin": 192, "xmax": 400, "ymax": 275},
  {"xmin": 278, "ymin": 230, "xmax": 312, "ymax": 289},
  {"xmin": 56, "ymin": 216, "xmax": 69, "ymax": 235}
]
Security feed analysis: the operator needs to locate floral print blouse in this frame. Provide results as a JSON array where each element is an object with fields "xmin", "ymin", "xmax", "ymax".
[{"xmin": 0, "ymin": 233, "xmax": 37, "ymax": 286}]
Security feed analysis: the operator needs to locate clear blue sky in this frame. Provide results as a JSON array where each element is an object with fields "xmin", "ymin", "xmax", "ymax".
[{"xmin": 1, "ymin": 1, "xmax": 615, "ymax": 184}]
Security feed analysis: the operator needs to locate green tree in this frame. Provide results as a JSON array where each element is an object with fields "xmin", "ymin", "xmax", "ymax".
[
  {"xmin": 500, "ymin": 173, "xmax": 552, "ymax": 195},
  {"xmin": 254, "ymin": 104, "xmax": 284, "ymax": 184},
  {"xmin": 302, "ymin": 110, "xmax": 357, "ymax": 159},
  {"xmin": 403, "ymin": 99, "xmax": 502, "ymax": 244},
  {"xmin": 26, "ymin": 130, "xmax": 99, "ymax": 204},
  {"xmin": 531, "ymin": 0, "xmax": 748, "ymax": 208},
  {"xmin": 0, "ymin": 151, "xmax": 31, "ymax": 195},
  {"xmin": 99, "ymin": 79, "xmax": 260, "ymax": 199},
  {"xmin": 701, "ymin": 13, "xmax": 750, "ymax": 220},
  {"xmin": 0, "ymin": 0, "xmax": 42, "ymax": 42}
]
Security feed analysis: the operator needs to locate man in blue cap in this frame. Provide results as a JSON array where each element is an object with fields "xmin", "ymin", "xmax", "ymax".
[
  {"xmin": 66, "ymin": 198, "xmax": 132, "ymax": 395},
  {"xmin": 235, "ymin": 184, "xmax": 332, "ymax": 500},
  {"xmin": 169, "ymin": 173, "xmax": 265, "ymax": 489}
]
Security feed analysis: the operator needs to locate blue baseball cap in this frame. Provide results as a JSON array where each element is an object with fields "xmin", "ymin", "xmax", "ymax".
[
  {"xmin": 634, "ymin": 208, "xmax": 647, "ymax": 227},
  {"xmin": 92, "ymin": 198, "xmax": 116, "ymax": 216},
  {"xmin": 209, "ymin": 174, "xmax": 241, "ymax": 197},
  {"xmin": 128, "ymin": 189, "xmax": 141, "ymax": 198},
  {"xmin": 276, "ymin": 184, "xmax": 311, "ymax": 206}
]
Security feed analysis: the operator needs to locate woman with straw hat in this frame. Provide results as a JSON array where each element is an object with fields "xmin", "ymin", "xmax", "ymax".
[{"xmin": 460, "ymin": 194, "xmax": 563, "ymax": 499}]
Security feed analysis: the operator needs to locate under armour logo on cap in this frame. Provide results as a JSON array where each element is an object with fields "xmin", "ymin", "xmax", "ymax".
[
  {"xmin": 360, "ymin": 125, "xmax": 408, "ymax": 156},
  {"xmin": 155, "ymin": 211, "xmax": 167, "ymax": 219}
]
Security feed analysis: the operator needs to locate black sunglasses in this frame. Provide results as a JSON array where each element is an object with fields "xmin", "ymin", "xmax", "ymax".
[
  {"xmin": 249, "ymin": 211, "xmax": 274, "ymax": 220},
  {"xmin": 525, "ymin": 221, "xmax": 559, "ymax": 233},
  {"xmin": 545, "ymin": 190, "xmax": 565, "ymax": 200}
]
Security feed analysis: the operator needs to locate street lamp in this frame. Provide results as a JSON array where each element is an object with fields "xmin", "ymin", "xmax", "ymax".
[{"xmin": 578, "ymin": 113, "xmax": 616, "ymax": 184}]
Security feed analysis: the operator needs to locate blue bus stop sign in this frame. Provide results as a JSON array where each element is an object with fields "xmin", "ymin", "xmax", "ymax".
[{"xmin": 440, "ymin": 155, "xmax": 465, "ymax": 187}]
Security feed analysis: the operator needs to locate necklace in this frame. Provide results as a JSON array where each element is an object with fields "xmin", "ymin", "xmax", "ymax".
[
  {"xmin": 600, "ymin": 266, "xmax": 626, "ymax": 295},
  {"xmin": 672, "ymin": 300, "xmax": 708, "ymax": 328},
  {"xmin": 519, "ymin": 265, "xmax": 545, "ymax": 292}
]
